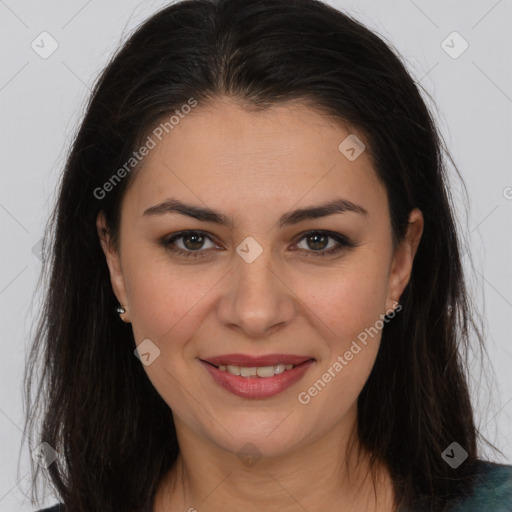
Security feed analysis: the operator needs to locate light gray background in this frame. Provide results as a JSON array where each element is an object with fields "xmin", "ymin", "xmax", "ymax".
[{"xmin": 0, "ymin": 0, "xmax": 511, "ymax": 510}]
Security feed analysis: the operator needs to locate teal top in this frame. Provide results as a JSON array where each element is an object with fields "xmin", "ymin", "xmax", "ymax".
[
  {"xmin": 449, "ymin": 461, "xmax": 512, "ymax": 511},
  {"xmin": 397, "ymin": 461, "xmax": 512, "ymax": 511},
  {"xmin": 35, "ymin": 461, "xmax": 512, "ymax": 511}
]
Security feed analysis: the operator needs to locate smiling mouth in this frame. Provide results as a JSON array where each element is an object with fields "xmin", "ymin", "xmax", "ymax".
[
  {"xmin": 199, "ymin": 357, "xmax": 316, "ymax": 399},
  {"xmin": 200, "ymin": 359, "xmax": 315, "ymax": 378}
]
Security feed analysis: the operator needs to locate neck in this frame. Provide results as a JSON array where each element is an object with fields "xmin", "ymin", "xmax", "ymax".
[{"xmin": 153, "ymin": 408, "xmax": 396, "ymax": 512}]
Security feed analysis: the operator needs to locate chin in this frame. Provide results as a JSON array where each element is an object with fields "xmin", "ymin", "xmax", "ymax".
[{"xmin": 204, "ymin": 414, "xmax": 309, "ymax": 460}]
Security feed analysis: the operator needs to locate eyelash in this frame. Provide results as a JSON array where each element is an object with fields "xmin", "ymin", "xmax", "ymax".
[{"xmin": 160, "ymin": 230, "xmax": 356, "ymax": 260}]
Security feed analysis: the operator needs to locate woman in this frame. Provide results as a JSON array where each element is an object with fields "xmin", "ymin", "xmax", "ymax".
[{"xmin": 25, "ymin": 0, "xmax": 512, "ymax": 511}]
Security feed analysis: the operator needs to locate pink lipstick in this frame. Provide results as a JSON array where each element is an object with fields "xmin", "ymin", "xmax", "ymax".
[{"xmin": 199, "ymin": 353, "xmax": 315, "ymax": 399}]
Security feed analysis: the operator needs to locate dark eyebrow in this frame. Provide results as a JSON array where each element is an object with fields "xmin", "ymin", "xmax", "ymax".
[{"xmin": 142, "ymin": 198, "xmax": 368, "ymax": 227}]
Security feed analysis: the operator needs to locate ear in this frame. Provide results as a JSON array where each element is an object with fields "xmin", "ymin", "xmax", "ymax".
[
  {"xmin": 386, "ymin": 208, "xmax": 424, "ymax": 310},
  {"xmin": 96, "ymin": 211, "xmax": 131, "ymax": 323}
]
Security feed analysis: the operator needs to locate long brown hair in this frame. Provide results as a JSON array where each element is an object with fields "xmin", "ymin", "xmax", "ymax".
[{"xmin": 23, "ymin": 1, "xmax": 491, "ymax": 510}]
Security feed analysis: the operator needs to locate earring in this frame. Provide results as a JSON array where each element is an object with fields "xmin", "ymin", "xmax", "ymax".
[{"xmin": 116, "ymin": 305, "xmax": 130, "ymax": 323}]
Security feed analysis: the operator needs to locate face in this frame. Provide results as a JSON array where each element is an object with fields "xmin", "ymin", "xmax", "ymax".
[{"xmin": 97, "ymin": 98, "xmax": 423, "ymax": 460}]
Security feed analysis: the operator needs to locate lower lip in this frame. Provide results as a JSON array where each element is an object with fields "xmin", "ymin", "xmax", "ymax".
[{"xmin": 200, "ymin": 359, "xmax": 315, "ymax": 399}]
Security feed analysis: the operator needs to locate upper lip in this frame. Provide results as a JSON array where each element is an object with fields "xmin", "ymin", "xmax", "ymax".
[{"xmin": 201, "ymin": 354, "xmax": 314, "ymax": 367}]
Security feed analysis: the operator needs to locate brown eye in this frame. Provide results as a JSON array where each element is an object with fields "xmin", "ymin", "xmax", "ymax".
[
  {"xmin": 294, "ymin": 231, "xmax": 356, "ymax": 258},
  {"xmin": 303, "ymin": 232, "xmax": 330, "ymax": 251},
  {"xmin": 180, "ymin": 232, "xmax": 207, "ymax": 251},
  {"xmin": 161, "ymin": 230, "xmax": 218, "ymax": 259}
]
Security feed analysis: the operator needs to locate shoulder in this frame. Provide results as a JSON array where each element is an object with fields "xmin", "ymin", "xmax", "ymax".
[
  {"xmin": 34, "ymin": 505, "xmax": 64, "ymax": 512},
  {"xmin": 451, "ymin": 460, "xmax": 512, "ymax": 511}
]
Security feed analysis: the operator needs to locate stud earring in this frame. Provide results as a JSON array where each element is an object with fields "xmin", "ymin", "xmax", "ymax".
[{"xmin": 116, "ymin": 305, "xmax": 130, "ymax": 323}]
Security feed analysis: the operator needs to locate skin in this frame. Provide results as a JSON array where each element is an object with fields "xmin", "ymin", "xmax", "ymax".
[{"xmin": 97, "ymin": 97, "xmax": 423, "ymax": 512}]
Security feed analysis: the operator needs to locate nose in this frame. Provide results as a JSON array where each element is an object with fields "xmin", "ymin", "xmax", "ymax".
[{"xmin": 216, "ymin": 245, "xmax": 297, "ymax": 338}]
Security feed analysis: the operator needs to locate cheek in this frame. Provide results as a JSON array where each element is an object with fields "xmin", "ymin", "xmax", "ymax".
[
  {"xmin": 295, "ymin": 270, "xmax": 388, "ymax": 423},
  {"xmin": 299, "ymin": 256, "xmax": 390, "ymax": 343},
  {"xmin": 124, "ymin": 247, "xmax": 220, "ymax": 342},
  {"xmin": 123, "ymin": 255, "xmax": 219, "ymax": 414},
  {"xmin": 293, "ymin": 252, "xmax": 390, "ymax": 396}
]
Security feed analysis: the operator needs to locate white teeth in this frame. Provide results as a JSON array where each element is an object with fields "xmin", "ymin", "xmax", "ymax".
[
  {"xmin": 240, "ymin": 366, "xmax": 257, "ymax": 377},
  {"xmin": 218, "ymin": 363, "xmax": 297, "ymax": 377},
  {"xmin": 273, "ymin": 364, "xmax": 286, "ymax": 375},
  {"xmin": 226, "ymin": 365, "xmax": 241, "ymax": 376},
  {"xmin": 256, "ymin": 366, "xmax": 275, "ymax": 377}
]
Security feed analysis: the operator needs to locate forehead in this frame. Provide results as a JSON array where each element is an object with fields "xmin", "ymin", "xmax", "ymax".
[{"xmin": 123, "ymin": 98, "xmax": 386, "ymax": 219}]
